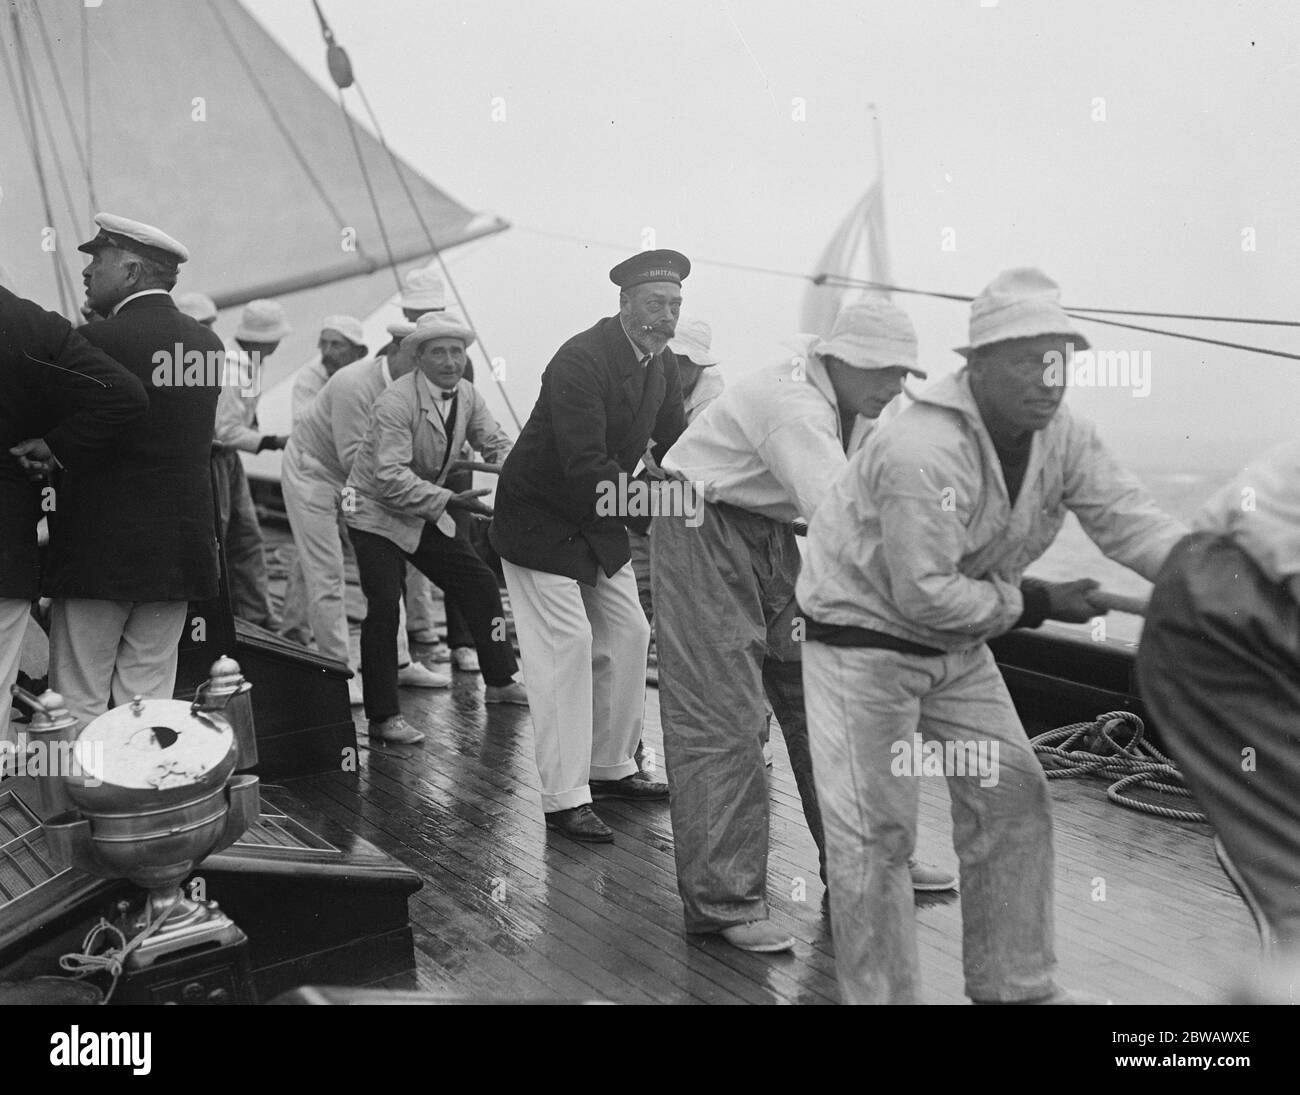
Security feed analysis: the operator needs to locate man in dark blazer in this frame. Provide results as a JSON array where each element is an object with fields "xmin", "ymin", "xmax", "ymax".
[
  {"xmin": 490, "ymin": 250, "xmax": 689, "ymax": 842},
  {"xmin": 43, "ymin": 213, "xmax": 224, "ymax": 726},
  {"xmin": 1, "ymin": 284, "xmax": 148, "ymax": 739}
]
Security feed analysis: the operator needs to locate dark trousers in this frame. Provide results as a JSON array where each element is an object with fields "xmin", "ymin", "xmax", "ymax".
[
  {"xmin": 1137, "ymin": 532, "xmax": 1300, "ymax": 949},
  {"xmin": 443, "ymin": 508, "xmax": 475, "ymax": 647},
  {"xmin": 351, "ymin": 524, "xmax": 518, "ymax": 721},
  {"xmin": 210, "ymin": 448, "xmax": 275, "ymax": 628}
]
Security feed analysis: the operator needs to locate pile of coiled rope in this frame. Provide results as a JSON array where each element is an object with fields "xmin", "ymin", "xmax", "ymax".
[{"xmin": 1029, "ymin": 710, "xmax": 1207, "ymax": 823}]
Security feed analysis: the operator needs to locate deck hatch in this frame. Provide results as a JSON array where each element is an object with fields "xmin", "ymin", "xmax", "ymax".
[
  {"xmin": 0, "ymin": 791, "xmax": 62, "ymax": 903},
  {"xmin": 233, "ymin": 806, "xmax": 339, "ymax": 853}
]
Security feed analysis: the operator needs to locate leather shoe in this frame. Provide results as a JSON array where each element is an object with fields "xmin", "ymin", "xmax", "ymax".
[
  {"xmin": 590, "ymin": 772, "xmax": 669, "ymax": 800},
  {"xmin": 720, "ymin": 921, "xmax": 796, "ymax": 953},
  {"xmin": 545, "ymin": 804, "xmax": 613, "ymax": 843}
]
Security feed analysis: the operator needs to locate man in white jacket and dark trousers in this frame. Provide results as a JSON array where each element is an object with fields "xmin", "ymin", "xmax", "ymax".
[
  {"xmin": 797, "ymin": 268, "xmax": 1187, "ymax": 1003},
  {"xmin": 345, "ymin": 313, "xmax": 525, "ymax": 744},
  {"xmin": 651, "ymin": 299, "xmax": 929, "ymax": 953},
  {"xmin": 211, "ymin": 299, "xmax": 290, "ymax": 628}
]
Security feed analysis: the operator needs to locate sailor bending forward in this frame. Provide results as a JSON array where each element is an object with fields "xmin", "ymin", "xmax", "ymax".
[
  {"xmin": 344, "ymin": 314, "xmax": 524, "ymax": 745},
  {"xmin": 489, "ymin": 251, "xmax": 689, "ymax": 842},
  {"xmin": 797, "ymin": 269, "xmax": 1187, "ymax": 1003},
  {"xmin": 652, "ymin": 299, "xmax": 926, "ymax": 952}
]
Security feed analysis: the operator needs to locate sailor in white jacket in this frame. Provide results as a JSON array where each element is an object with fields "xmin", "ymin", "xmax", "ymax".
[
  {"xmin": 652, "ymin": 299, "xmax": 926, "ymax": 953},
  {"xmin": 798, "ymin": 268, "xmax": 1187, "ymax": 1003},
  {"xmin": 211, "ymin": 299, "xmax": 291, "ymax": 629}
]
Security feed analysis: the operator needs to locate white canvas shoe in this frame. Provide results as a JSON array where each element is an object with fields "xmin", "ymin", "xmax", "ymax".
[{"xmin": 397, "ymin": 662, "xmax": 452, "ymax": 689}]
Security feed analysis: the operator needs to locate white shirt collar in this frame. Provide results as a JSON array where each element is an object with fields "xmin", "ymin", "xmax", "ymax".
[
  {"xmin": 380, "ymin": 355, "xmax": 394, "ymax": 388},
  {"xmin": 111, "ymin": 288, "xmax": 172, "ymax": 316}
]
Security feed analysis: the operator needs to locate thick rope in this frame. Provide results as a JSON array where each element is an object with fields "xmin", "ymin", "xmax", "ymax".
[{"xmin": 1029, "ymin": 710, "xmax": 1207, "ymax": 823}]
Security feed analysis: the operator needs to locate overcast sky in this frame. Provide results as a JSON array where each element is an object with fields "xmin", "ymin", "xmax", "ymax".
[{"xmin": 245, "ymin": 0, "xmax": 1300, "ymax": 470}]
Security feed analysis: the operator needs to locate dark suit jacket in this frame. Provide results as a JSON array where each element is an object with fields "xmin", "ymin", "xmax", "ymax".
[
  {"xmin": 44, "ymin": 293, "xmax": 224, "ymax": 601},
  {"xmin": 490, "ymin": 315, "xmax": 686, "ymax": 584},
  {"xmin": 0, "ymin": 287, "xmax": 149, "ymax": 600}
]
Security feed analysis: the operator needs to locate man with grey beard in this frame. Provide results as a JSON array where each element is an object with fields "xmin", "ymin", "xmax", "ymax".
[{"xmin": 490, "ymin": 250, "xmax": 689, "ymax": 843}]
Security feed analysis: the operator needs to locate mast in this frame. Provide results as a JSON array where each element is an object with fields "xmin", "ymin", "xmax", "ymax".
[{"xmin": 867, "ymin": 101, "xmax": 892, "ymax": 293}]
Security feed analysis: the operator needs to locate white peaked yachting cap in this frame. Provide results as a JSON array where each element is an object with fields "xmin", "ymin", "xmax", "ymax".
[
  {"xmin": 667, "ymin": 318, "xmax": 719, "ymax": 366},
  {"xmin": 402, "ymin": 311, "xmax": 474, "ymax": 350},
  {"xmin": 78, "ymin": 212, "xmax": 189, "ymax": 266},
  {"xmin": 400, "ymin": 268, "xmax": 446, "ymax": 312},
  {"xmin": 957, "ymin": 267, "xmax": 1090, "ymax": 355},
  {"xmin": 814, "ymin": 297, "xmax": 926, "ymax": 377},
  {"xmin": 234, "ymin": 299, "xmax": 292, "ymax": 342},
  {"xmin": 386, "ymin": 321, "xmax": 417, "ymax": 339},
  {"xmin": 320, "ymin": 314, "xmax": 365, "ymax": 346},
  {"xmin": 175, "ymin": 291, "xmax": 217, "ymax": 323}
]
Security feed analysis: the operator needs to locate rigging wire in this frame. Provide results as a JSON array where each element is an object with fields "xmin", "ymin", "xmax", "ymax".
[
  {"xmin": 18, "ymin": 15, "xmax": 89, "ymax": 287},
  {"xmin": 352, "ymin": 80, "xmax": 523, "ymax": 431},
  {"xmin": 310, "ymin": 0, "xmax": 522, "ymax": 429},
  {"xmin": 816, "ymin": 274, "xmax": 1300, "ymax": 362},
  {"xmin": 203, "ymin": 0, "xmax": 381, "ymax": 273},
  {"xmin": 333, "ymin": 85, "xmax": 405, "ymax": 297},
  {"xmin": 523, "ymin": 224, "xmax": 1300, "ymax": 346},
  {"xmin": 31, "ymin": 3, "xmax": 93, "ymax": 206},
  {"xmin": 516, "ymin": 228, "xmax": 1299, "ymax": 361},
  {"xmin": 81, "ymin": 0, "xmax": 95, "ymax": 214},
  {"xmin": 1055, "ymin": 305, "xmax": 1300, "ymax": 328},
  {"xmin": 4, "ymin": 10, "xmax": 76, "ymax": 317}
]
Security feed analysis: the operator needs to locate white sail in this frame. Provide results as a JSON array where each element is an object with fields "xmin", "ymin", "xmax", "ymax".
[{"xmin": 800, "ymin": 178, "xmax": 892, "ymax": 338}]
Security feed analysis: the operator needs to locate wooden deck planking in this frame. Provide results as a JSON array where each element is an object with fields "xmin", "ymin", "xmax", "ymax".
[
  {"xmin": 264, "ymin": 531, "xmax": 1256, "ymax": 1004},
  {"xmin": 273, "ymin": 664, "xmax": 1257, "ymax": 1004}
]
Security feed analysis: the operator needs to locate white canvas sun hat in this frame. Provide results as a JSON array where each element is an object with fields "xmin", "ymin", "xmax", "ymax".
[
  {"xmin": 813, "ymin": 297, "xmax": 926, "ymax": 377},
  {"xmin": 956, "ymin": 267, "xmax": 1090, "ymax": 355}
]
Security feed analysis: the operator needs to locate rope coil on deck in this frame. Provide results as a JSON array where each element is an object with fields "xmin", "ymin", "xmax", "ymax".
[{"xmin": 1029, "ymin": 711, "xmax": 1207, "ymax": 823}]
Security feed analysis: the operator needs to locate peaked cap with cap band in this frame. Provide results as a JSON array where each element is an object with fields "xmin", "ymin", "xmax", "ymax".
[
  {"xmin": 78, "ymin": 212, "xmax": 189, "ymax": 268},
  {"xmin": 667, "ymin": 317, "xmax": 719, "ymax": 366},
  {"xmin": 320, "ymin": 314, "xmax": 366, "ymax": 347},
  {"xmin": 402, "ymin": 311, "xmax": 475, "ymax": 351},
  {"xmin": 609, "ymin": 249, "xmax": 691, "ymax": 290},
  {"xmin": 400, "ymin": 268, "xmax": 446, "ymax": 312},
  {"xmin": 813, "ymin": 297, "xmax": 927, "ymax": 378},
  {"xmin": 175, "ymin": 291, "xmax": 217, "ymax": 324},
  {"xmin": 957, "ymin": 267, "xmax": 1090, "ymax": 356},
  {"xmin": 235, "ymin": 299, "xmax": 292, "ymax": 343}
]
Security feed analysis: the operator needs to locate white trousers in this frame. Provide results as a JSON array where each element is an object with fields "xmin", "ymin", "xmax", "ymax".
[
  {"xmin": 281, "ymin": 445, "xmax": 411, "ymax": 671},
  {"xmin": 48, "ymin": 599, "xmax": 189, "ymax": 727},
  {"xmin": 0, "ymin": 598, "xmax": 30, "ymax": 750},
  {"xmin": 502, "ymin": 559, "xmax": 649, "ymax": 812}
]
